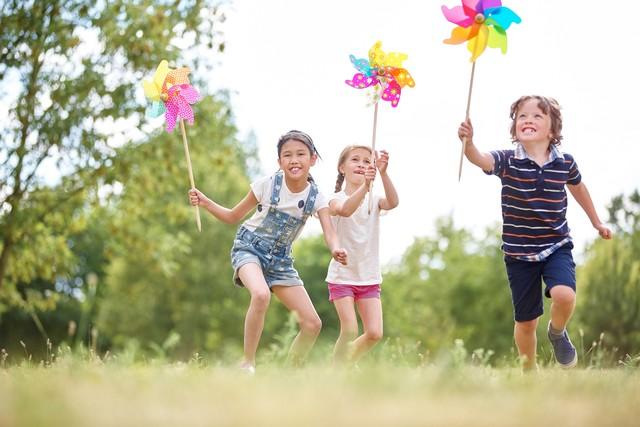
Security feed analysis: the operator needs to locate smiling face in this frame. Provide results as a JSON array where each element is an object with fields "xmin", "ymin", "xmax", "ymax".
[
  {"xmin": 277, "ymin": 138, "xmax": 316, "ymax": 182},
  {"xmin": 339, "ymin": 147, "xmax": 372, "ymax": 188},
  {"xmin": 514, "ymin": 98, "xmax": 553, "ymax": 145}
]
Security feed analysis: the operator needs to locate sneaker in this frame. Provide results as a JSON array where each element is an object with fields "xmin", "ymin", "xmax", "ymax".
[
  {"xmin": 239, "ymin": 362, "xmax": 256, "ymax": 375},
  {"xmin": 547, "ymin": 322, "xmax": 578, "ymax": 368}
]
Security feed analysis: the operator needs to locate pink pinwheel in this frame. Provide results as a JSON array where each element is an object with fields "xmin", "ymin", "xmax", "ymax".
[
  {"xmin": 442, "ymin": 0, "xmax": 521, "ymax": 62},
  {"xmin": 344, "ymin": 41, "xmax": 414, "ymax": 212},
  {"xmin": 345, "ymin": 41, "xmax": 415, "ymax": 108},
  {"xmin": 164, "ymin": 83, "xmax": 200, "ymax": 132},
  {"xmin": 141, "ymin": 60, "xmax": 203, "ymax": 231}
]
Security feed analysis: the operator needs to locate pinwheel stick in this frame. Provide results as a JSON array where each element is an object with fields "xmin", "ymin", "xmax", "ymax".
[
  {"xmin": 458, "ymin": 60, "xmax": 476, "ymax": 182},
  {"xmin": 180, "ymin": 119, "xmax": 202, "ymax": 232},
  {"xmin": 368, "ymin": 100, "xmax": 379, "ymax": 214}
]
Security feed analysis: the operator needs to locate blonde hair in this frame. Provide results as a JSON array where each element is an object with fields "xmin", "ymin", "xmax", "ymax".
[
  {"xmin": 509, "ymin": 95, "xmax": 563, "ymax": 146},
  {"xmin": 334, "ymin": 145, "xmax": 373, "ymax": 192}
]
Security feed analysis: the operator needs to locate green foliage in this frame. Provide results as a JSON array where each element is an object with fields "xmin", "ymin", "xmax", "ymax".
[
  {"xmin": 383, "ymin": 216, "xmax": 514, "ymax": 359},
  {"xmin": 0, "ymin": 0, "xmax": 226, "ymax": 308},
  {"xmin": 576, "ymin": 190, "xmax": 640, "ymax": 356}
]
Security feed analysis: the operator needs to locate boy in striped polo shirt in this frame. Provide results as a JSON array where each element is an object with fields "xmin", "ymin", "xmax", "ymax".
[{"xmin": 458, "ymin": 95, "xmax": 612, "ymax": 370}]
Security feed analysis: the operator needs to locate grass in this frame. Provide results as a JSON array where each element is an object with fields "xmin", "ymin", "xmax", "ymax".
[{"xmin": 1, "ymin": 349, "xmax": 639, "ymax": 427}]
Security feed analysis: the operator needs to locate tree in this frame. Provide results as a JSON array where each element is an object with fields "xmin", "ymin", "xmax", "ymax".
[
  {"xmin": 0, "ymin": 0, "xmax": 225, "ymax": 306},
  {"xmin": 576, "ymin": 190, "xmax": 640, "ymax": 356}
]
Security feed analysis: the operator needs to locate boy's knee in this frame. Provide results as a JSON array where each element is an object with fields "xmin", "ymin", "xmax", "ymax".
[
  {"xmin": 550, "ymin": 285, "xmax": 576, "ymax": 305},
  {"xmin": 516, "ymin": 319, "xmax": 537, "ymax": 334}
]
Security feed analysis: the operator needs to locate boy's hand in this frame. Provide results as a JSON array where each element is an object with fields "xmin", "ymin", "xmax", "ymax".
[
  {"xmin": 189, "ymin": 188, "xmax": 208, "ymax": 207},
  {"xmin": 458, "ymin": 119, "xmax": 473, "ymax": 143},
  {"xmin": 364, "ymin": 165, "xmax": 377, "ymax": 184},
  {"xmin": 595, "ymin": 223, "xmax": 613, "ymax": 240},
  {"xmin": 332, "ymin": 248, "xmax": 348, "ymax": 265},
  {"xmin": 376, "ymin": 150, "xmax": 390, "ymax": 175}
]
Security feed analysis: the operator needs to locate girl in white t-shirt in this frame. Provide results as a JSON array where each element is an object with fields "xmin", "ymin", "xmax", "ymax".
[
  {"xmin": 189, "ymin": 130, "xmax": 347, "ymax": 373},
  {"xmin": 326, "ymin": 145, "xmax": 399, "ymax": 364}
]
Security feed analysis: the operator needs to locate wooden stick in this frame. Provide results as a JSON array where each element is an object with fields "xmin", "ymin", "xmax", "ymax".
[
  {"xmin": 180, "ymin": 119, "xmax": 202, "ymax": 232},
  {"xmin": 458, "ymin": 60, "xmax": 476, "ymax": 182},
  {"xmin": 368, "ymin": 101, "xmax": 379, "ymax": 214}
]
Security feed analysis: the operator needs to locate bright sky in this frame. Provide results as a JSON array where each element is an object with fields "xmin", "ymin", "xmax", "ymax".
[{"xmin": 208, "ymin": 0, "xmax": 640, "ymax": 264}]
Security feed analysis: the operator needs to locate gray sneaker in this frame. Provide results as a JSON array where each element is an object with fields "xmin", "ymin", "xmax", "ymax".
[{"xmin": 547, "ymin": 322, "xmax": 578, "ymax": 368}]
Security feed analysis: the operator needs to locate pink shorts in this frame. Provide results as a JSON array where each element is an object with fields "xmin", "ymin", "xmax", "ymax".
[{"xmin": 327, "ymin": 283, "xmax": 381, "ymax": 301}]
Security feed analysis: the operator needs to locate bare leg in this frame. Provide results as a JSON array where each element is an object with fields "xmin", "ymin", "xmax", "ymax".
[
  {"xmin": 350, "ymin": 298, "xmax": 383, "ymax": 362},
  {"xmin": 549, "ymin": 285, "xmax": 576, "ymax": 331},
  {"xmin": 514, "ymin": 318, "xmax": 538, "ymax": 370},
  {"xmin": 272, "ymin": 285, "xmax": 322, "ymax": 366},
  {"xmin": 237, "ymin": 263, "xmax": 271, "ymax": 368},
  {"xmin": 332, "ymin": 297, "xmax": 358, "ymax": 364}
]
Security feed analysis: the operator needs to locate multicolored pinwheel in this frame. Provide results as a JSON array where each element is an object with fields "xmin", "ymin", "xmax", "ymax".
[
  {"xmin": 442, "ymin": 0, "xmax": 521, "ymax": 62},
  {"xmin": 142, "ymin": 59, "xmax": 202, "ymax": 231},
  {"xmin": 345, "ymin": 41, "xmax": 414, "ymax": 212},
  {"xmin": 441, "ymin": 0, "xmax": 520, "ymax": 181},
  {"xmin": 345, "ymin": 41, "xmax": 415, "ymax": 107},
  {"xmin": 143, "ymin": 60, "xmax": 201, "ymax": 132}
]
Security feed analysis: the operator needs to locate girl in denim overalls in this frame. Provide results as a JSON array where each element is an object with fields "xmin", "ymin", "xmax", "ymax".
[{"xmin": 189, "ymin": 130, "xmax": 348, "ymax": 373}]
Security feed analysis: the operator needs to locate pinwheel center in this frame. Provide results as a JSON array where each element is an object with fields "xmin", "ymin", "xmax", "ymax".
[
  {"xmin": 474, "ymin": 13, "xmax": 485, "ymax": 24},
  {"xmin": 160, "ymin": 93, "xmax": 169, "ymax": 102}
]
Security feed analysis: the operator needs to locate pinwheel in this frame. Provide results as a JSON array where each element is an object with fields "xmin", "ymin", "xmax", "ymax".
[
  {"xmin": 142, "ymin": 59, "xmax": 202, "ymax": 231},
  {"xmin": 345, "ymin": 41, "xmax": 415, "ymax": 212},
  {"xmin": 441, "ymin": 0, "xmax": 520, "ymax": 180}
]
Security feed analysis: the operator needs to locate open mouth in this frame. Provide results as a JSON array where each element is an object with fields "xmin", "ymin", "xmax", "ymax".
[{"xmin": 521, "ymin": 126, "xmax": 537, "ymax": 134}]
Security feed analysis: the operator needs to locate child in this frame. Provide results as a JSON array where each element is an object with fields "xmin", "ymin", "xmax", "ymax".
[
  {"xmin": 325, "ymin": 145, "xmax": 399, "ymax": 364},
  {"xmin": 457, "ymin": 95, "xmax": 612, "ymax": 370},
  {"xmin": 189, "ymin": 130, "xmax": 348, "ymax": 373}
]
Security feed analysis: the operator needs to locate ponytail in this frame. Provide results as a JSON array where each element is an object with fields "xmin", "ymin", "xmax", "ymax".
[{"xmin": 334, "ymin": 173, "xmax": 345, "ymax": 192}]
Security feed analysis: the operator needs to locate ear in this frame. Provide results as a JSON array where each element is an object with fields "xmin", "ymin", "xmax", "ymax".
[{"xmin": 310, "ymin": 154, "xmax": 318, "ymax": 166}]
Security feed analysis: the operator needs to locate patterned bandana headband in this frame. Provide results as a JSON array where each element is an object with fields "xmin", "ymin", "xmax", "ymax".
[{"xmin": 278, "ymin": 130, "xmax": 321, "ymax": 159}]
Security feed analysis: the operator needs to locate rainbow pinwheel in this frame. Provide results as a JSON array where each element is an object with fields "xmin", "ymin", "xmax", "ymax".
[
  {"xmin": 142, "ymin": 60, "xmax": 201, "ymax": 132},
  {"xmin": 442, "ymin": 0, "xmax": 521, "ymax": 62},
  {"xmin": 345, "ymin": 41, "xmax": 415, "ymax": 108},
  {"xmin": 142, "ymin": 59, "xmax": 203, "ymax": 231}
]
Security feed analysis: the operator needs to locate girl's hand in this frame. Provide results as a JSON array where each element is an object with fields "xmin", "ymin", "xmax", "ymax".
[
  {"xmin": 376, "ymin": 150, "xmax": 390, "ymax": 175},
  {"xmin": 364, "ymin": 165, "xmax": 377, "ymax": 184},
  {"xmin": 458, "ymin": 119, "xmax": 473, "ymax": 142},
  {"xmin": 189, "ymin": 188, "xmax": 208, "ymax": 207},
  {"xmin": 332, "ymin": 248, "xmax": 348, "ymax": 265},
  {"xmin": 595, "ymin": 223, "xmax": 612, "ymax": 240}
]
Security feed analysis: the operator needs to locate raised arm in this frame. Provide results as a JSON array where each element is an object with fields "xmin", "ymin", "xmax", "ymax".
[
  {"xmin": 189, "ymin": 188, "xmax": 258, "ymax": 224},
  {"xmin": 458, "ymin": 118, "xmax": 494, "ymax": 172},
  {"xmin": 317, "ymin": 207, "xmax": 348, "ymax": 265},
  {"xmin": 329, "ymin": 165, "xmax": 376, "ymax": 217},
  {"xmin": 567, "ymin": 182, "xmax": 612, "ymax": 239},
  {"xmin": 375, "ymin": 150, "xmax": 399, "ymax": 211}
]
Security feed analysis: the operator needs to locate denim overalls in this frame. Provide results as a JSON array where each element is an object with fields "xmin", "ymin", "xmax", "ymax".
[{"xmin": 231, "ymin": 171, "xmax": 318, "ymax": 288}]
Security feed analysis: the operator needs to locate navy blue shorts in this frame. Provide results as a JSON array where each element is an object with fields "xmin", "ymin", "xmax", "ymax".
[{"xmin": 504, "ymin": 244, "xmax": 576, "ymax": 322}]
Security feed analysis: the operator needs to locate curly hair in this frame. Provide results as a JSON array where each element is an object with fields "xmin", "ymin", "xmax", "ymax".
[
  {"xmin": 509, "ymin": 95, "xmax": 563, "ymax": 146},
  {"xmin": 334, "ymin": 145, "xmax": 373, "ymax": 193}
]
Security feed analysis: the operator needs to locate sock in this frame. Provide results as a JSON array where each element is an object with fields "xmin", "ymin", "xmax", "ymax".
[{"xmin": 549, "ymin": 322, "xmax": 565, "ymax": 335}]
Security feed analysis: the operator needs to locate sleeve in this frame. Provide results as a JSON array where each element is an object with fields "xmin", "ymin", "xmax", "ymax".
[
  {"xmin": 312, "ymin": 190, "xmax": 329, "ymax": 215},
  {"xmin": 483, "ymin": 150, "xmax": 508, "ymax": 177},
  {"xmin": 249, "ymin": 175, "xmax": 272, "ymax": 204},
  {"xmin": 565, "ymin": 153, "xmax": 582, "ymax": 185}
]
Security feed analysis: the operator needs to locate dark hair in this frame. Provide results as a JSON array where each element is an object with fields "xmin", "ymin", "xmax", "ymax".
[
  {"xmin": 509, "ymin": 95, "xmax": 563, "ymax": 146},
  {"xmin": 277, "ymin": 130, "xmax": 321, "ymax": 159},
  {"xmin": 334, "ymin": 145, "xmax": 373, "ymax": 192}
]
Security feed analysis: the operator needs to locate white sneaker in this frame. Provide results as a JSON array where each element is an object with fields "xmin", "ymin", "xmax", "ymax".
[{"xmin": 239, "ymin": 363, "xmax": 256, "ymax": 375}]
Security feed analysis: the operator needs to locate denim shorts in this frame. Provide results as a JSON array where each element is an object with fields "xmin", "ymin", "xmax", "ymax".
[
  {"xmin": 230, "ymin": 227, "xmax": 303, "ymax": 288},
  {"xmin": 504, "ymin": 244, "xmax": 576, "ymax": 322}
]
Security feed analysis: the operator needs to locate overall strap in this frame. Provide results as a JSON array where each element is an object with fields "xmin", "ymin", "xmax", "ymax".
[
  {"xmin": 301, "ymin": 180, "xmax": 318, "ymax": 221},
  {"xmin": 270, "ymin": 171, "xmax": 284, "ymax": 206}
]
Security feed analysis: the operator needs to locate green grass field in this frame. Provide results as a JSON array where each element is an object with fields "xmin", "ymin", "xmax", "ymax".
[{"xmin": 2, "ymin": 357, "xmax": 639, "ymax": 427}]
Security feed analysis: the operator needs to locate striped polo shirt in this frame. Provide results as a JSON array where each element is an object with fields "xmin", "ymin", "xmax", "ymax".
[{"xmin": 486, "ymin": 143, "xmax": 582, "ymax": 262}]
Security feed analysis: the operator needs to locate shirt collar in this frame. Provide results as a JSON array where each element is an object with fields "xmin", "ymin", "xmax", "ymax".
[{"xmin": 514, "ymin": 143, "xmax": 562, "ymax": 165}]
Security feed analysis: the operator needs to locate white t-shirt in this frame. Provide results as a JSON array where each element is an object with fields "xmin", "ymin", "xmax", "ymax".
[
  {"xmin": 242, "ymin": 174, "xmax": 329, "ymax": 233},
  {"xmin": 325, "ymin": 190, "xmax": 382, "ymax": 286}
]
